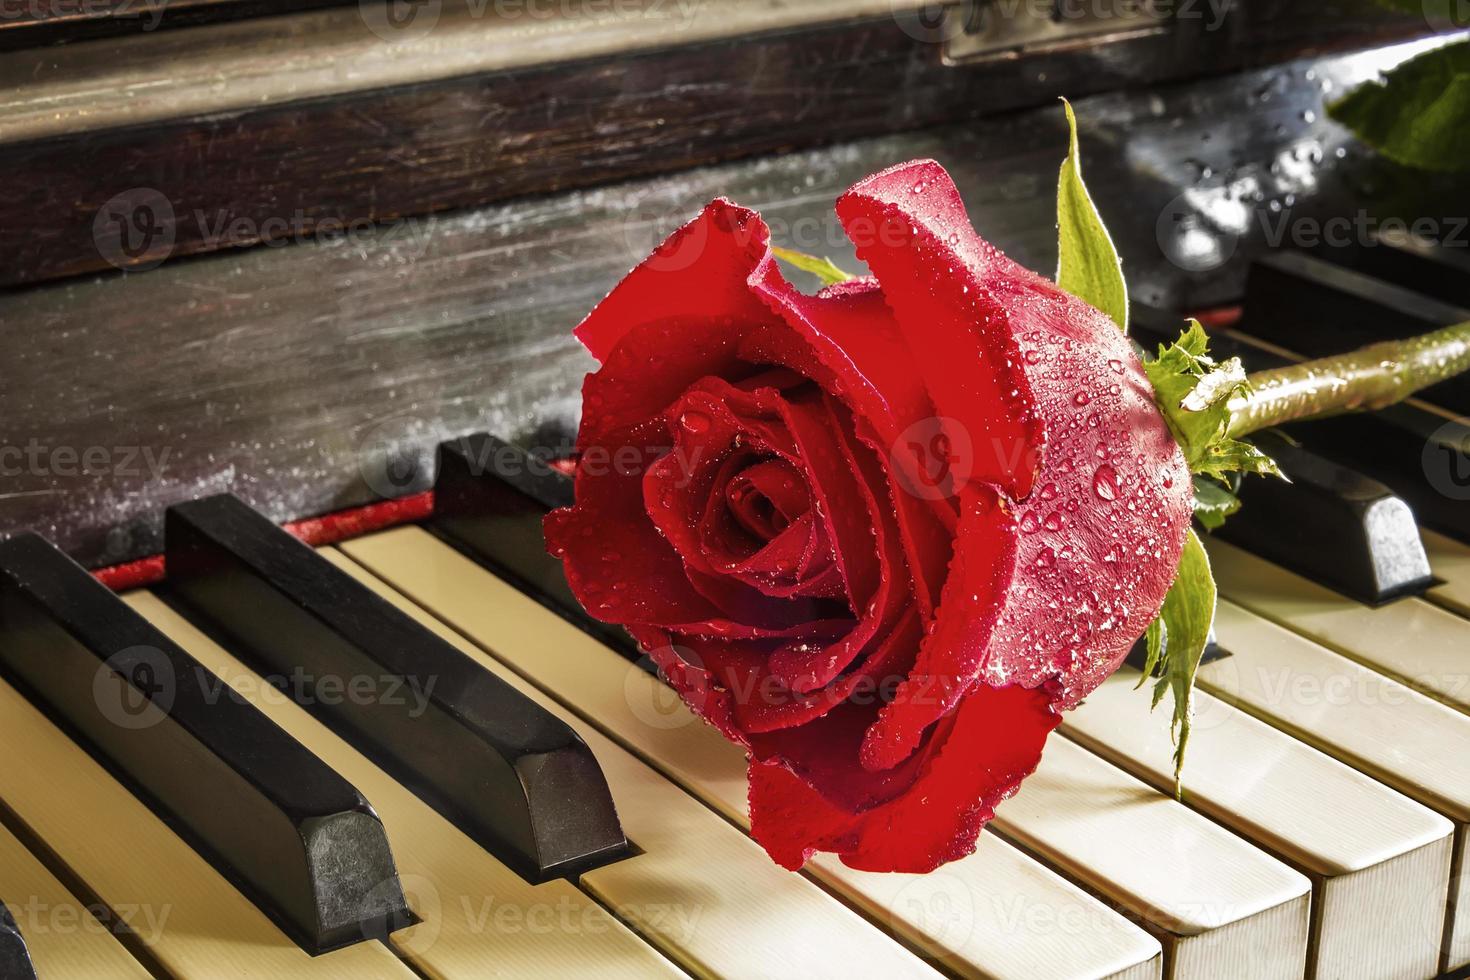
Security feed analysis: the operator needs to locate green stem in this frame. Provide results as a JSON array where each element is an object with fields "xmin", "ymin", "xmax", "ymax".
[{"xmin": 1227, "ymin": 321, "xmax": 1470, "ymax": 438}]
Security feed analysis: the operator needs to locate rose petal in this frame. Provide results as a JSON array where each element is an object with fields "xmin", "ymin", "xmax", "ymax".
[
  {"xmin": 836, "ymin": 161, "xmax": 1193, "ymax": 770},
  {"xmin": 748, "ymin": 683, "xmax": 1059, "ymax": 872}
]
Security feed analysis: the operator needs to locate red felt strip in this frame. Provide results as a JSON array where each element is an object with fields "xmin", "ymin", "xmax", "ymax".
[{"xmin": 91, "ymin": 490, "xmax": 436, "ymax": 592}]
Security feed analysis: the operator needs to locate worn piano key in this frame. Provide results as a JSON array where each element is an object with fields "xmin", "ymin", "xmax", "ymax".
[
  {"xmin": 1242, "ymin": 250, "xmax": 1470, "ymax": 415},
  {"xmin": 1308, "ymin": 232, "xmax": 1470, "ymax": 309},
  {"xmin": 340, "ymin": 526, "xmax": 1317, "ymax": 978},
  {"xmin": 321, "ymin": 546, "xmax": 949, "ymax": 980},
  {"xmin": 1207, "ymin": 537, "xmax": 1470, "ymax": 715},
  {"xmin": 0, "ymin": 822, "xmax": 147, "ymax": 979},
  {"xmin": 1424, "ymin": 529, "xmax": 1470, "ymax": 620},
  {"xmin": 432, "ymin": 433, "xmax": 638, "ymax": 658},
  {"xmin": 0, "ymin": 532, "xmax": 408, "ymax": 954},
  {"xmin": 165, "ymin": 492, "xmax": 627, "ymax": 882},
  {"xmin": 0, "ymin": 902, "xmax": 36, "ymax": 980},
  {"xmin": 125, "ymin": 590, "xmax": 682, "ymax": 980},
  {"xmin": 1062, "ymin": 667, "xmax": 1452, "ymax": 979},
  {"xmin": 0, "ymin": 673, "xmax": 413, "ymax": 978},
  {"xmin": 1200, "ymin": 600, "xmax": 1470, "ymax": 973},
  {"xmin": 1209, "ymin": 432, "xmax": 1432, "ymax": 604}
]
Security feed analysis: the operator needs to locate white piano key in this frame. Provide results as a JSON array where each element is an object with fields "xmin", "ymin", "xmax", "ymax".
[
  {"xmin": 1062, "ymin": 667, "xmax": 1452, "ymax": 980},
  {"xmin": 1202, "ymin": 599, "xmax": 1470, "ymax": 973},
  {"xmin": 1423, "ymin": 529, "xmax": 1470, "ymax": 619},
  {"xmin": 321, "ymin": 545, "xmax": 944, "ymax": 980},
  {"xmin": 0, "ymin": 822, "xmax": 149, "ymax": 979},
  {"xmin": 124, "ymin": 589, "xmax": 682, "ymax": 980},
  {"xmin": 339, "ymin": 525, "xmax": 1315, "ymax": 978},
  {"xmin": 0, "ymin": 676, "xmax": 412, "ymax": 979},
  {"xmin": 1207, "ymin": 537, "xmax": 1470, "ymax": 714}
]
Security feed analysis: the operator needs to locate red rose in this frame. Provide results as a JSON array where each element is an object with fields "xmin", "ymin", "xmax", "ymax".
[{"xmin": 545, "ymin": 160, "xmax": 1192, "ymax": 872}]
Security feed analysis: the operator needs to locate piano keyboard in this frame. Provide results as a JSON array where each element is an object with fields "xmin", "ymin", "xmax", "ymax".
[{"xmin": 4, "ymin": 217, "xmax": 1470, "ymax": 980}]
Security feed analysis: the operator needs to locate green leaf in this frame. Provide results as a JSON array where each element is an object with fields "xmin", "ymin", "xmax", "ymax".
[
  {"xmin": 1056, "ymin": 98, "xmax": 1129, "ymax": 333},
  {"xmin": 1191, "ymin": 476, "xmax": 1241, "ymax": 531},
  {"xmin": 1328, "ymin": 39, "xmax": 1470, "ymax": 174},
  {"xmin": 771, "ymin": 246, "xmax": 857, "ymax": 287},
  {"xmin": 1146, "ymin": 529, "xmax": 1217, "ymax": 798},
  {"xmin": 1142, "ymin": 320, "xmax": 1285, "ymax": 489}
]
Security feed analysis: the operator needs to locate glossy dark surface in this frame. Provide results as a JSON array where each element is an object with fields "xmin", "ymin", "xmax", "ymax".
[
  {"xmin": 432, "ymin": 434, "xmax": 639, "ymax": 660},
  {"xmin": 0, "ymin": 905, "xmax": 36, "ymax": 980},
  {"xmin": 0, "ymin": 532, "xmax": 409, "ymax": 954},
  {"xmin": 165, "ymin": 493, "xmax": 629, "ymax": 881},
  {"xmin": 1243, "ymin": 250, "xmax": 1470, "ymax": 415}
]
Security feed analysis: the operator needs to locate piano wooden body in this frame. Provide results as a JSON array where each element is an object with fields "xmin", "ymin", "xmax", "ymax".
[{"xmin": 2, "ymin": 1, "xmax": 1470, "ymax": 977}]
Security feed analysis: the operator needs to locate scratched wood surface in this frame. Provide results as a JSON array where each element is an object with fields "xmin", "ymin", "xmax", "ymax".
[
  {"xmin": 0, "ymin": 36, "xmax": 1466, "ymax": 568},
  {"xmin": 0, "ymin": 0, "xmax": 1430, "ymax": 287}
]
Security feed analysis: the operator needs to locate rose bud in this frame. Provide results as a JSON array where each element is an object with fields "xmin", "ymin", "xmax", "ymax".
[{"xmin": 544, "ymin": 159, "xmax": 1193, "ymax": 873}]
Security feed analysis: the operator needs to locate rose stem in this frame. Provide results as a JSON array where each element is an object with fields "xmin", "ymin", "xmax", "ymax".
[{"xmin": 1226, "ymin": 320, "xmax": 1470, "ymax": 438}]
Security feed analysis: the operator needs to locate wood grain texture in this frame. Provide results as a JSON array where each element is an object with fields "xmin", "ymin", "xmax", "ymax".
[
  {"xmin": 336, "ymin": 525, "xmax": 1174, "ymax": 980},
  {"xmin": 0, "ymin": 822, "xmax": 149, "ymax": 979},
  {"xmin": 2, "ymin": 39, "xmax": 1467, "ymax": 570},
  {"xmin": 125, "ymin": 588, "xmax": 683, "ymax": 980},
  {"xmin": 0, "ymin": 0, "xmax": 1436, "ymax": 287}
]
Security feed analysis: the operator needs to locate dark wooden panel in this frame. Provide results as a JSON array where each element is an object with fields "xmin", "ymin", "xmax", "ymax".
[
  {"xmin": 0, "ymin": 0, "xmax": 359, "ymax": 51},
  {"xmin": 0, "ymin": 0, "xmax": 1434, "ymax": 288},
  {"xmin": 1, "ymin": 37, "xmax": 1466, "ymax": 568}
]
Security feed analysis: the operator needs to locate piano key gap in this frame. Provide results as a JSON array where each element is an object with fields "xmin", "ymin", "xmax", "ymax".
[{"xmin": 0, "ymin": 788, "xmax": 178, "ymax": 980}]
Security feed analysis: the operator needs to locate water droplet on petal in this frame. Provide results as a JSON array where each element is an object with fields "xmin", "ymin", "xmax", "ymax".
[{"xmin": 1093, "ymin": 463, "xmax": 1121, "ymax": 501}]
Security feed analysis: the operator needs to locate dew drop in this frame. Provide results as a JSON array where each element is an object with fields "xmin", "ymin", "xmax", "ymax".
[
  {"xmin": 679, "ymin": 410, "xmax": 711, "ymax": 435},
  {"xmin": 1093, "ymin": 463, "xmax": 1121, "ymax": 501}
]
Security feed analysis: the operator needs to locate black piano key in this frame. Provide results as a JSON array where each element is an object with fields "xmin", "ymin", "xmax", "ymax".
[
  {"xmin": 165, "ymin": 494, "xmax": 628, "ymax": 882},
  {"xmin": 431, "ymin": 434, "xmax": 640, "ymax": 661},
  {"xmin": 0, "ymin": 904, "xmax": 36, "ymax": 980},
  {"xmin": 1242, "ymin": 250, "xmax": 1470, "ymax": 415},
  {"xmin": 0, "ymin": 533, "xmax": 408, "ymax": 954},
  {"xmin": 1308, "ymin": 232, "xmax": 1470, "ymax": 309},
  {"xmin": 1213, "ymin": 432, "xmax": 1433, "ymax": 605},
  {"xmin": 1134, "ymin": 309, "xmax": 1470, "ymax": 545}
]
